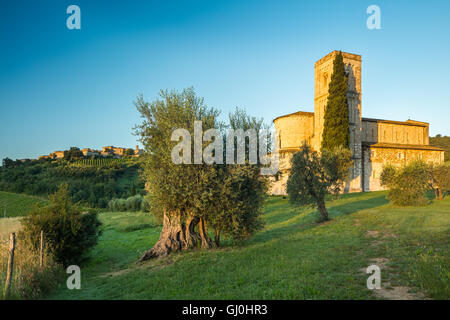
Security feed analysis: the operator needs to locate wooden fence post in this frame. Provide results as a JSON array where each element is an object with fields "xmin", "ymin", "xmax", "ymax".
[
  {"xmin": 39, "ymin": 230, "xmax": 44, "ymax": 268},
  {"xmin": 3, "ymin": 232, "xmax": 16, "ymax": 299}
]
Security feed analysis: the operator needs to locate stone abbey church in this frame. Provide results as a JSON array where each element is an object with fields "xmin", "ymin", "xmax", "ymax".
[{"xmin": 270, "ymin": 51, "xmax": 444, "ymax": 194}]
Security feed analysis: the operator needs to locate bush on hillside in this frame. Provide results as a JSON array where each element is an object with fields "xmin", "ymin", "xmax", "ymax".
[
  {"xmin": 107, "ymin": 195, "xmax": 148, "ymax": 212},
  {"xmin": 20, "ymin": 184, "xmax": 102, "ymax": 266},
  {"xmin": 381, "ymin": 160, "xmax": 430, "ymax": 206}
]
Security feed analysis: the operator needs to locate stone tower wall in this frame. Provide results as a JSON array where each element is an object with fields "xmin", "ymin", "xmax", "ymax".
[{"xmin": 313, "ymin": 51, "xmax": 363, "ymax": 192}]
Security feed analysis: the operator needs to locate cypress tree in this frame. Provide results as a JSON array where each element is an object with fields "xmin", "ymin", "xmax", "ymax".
[{"xmin": 321, "ymin": 51, "xmax": 350, "ymax": 151}]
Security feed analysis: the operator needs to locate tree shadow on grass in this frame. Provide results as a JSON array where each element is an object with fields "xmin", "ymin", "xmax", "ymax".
[
  {"xmin": 326, "ymin": 194, "xmax": 389, "ymax": 218},
  {"xmin": 136, "ymin": 194, "xmax": 390, "ymax": 262},
  {"xmin": 245, "ymin": 193, "xmax": 389, "ymax": 247}
]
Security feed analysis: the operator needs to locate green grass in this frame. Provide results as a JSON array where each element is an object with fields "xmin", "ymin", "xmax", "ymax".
[
  {"xmin": 45, "ymin": 191, "xmax": 449, "ymax": 300},
  {"xmin": 0, "ymin": 191, "xmax": 49, "ymax": 241},
  {"xmin": 0, "ymin": 191, "xmax": 48, "ymax": 218},
  {"xmin": 0, "ymin": 217, "xmax": 22, "ymax": 240}
]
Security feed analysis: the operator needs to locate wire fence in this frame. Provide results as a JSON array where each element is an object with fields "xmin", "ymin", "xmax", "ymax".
[{"xmin": 0, "ymin": 231, "xmax": 57, "ymax": 299}]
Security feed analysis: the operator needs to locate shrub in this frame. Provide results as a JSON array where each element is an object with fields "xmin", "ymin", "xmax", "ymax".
[
  {"xmin": 107, "ymin": 195, "xmax": 147, "ymax": 212},
  {"xmin": 118, "ymin": 199, "xmax": 127, "ymax": 211},
  {"xmin": 380, "ymin": 164, "xmax": 397, "ymax": 187},
  {"xmin": 381, "ymin": 160, "xmax": 430, "ymax": 206},
  {"xmin": 20, "ymin": 184, "xmax": 102, "ymax": 266}
]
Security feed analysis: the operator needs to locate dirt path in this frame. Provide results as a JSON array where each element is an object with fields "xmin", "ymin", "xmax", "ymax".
[{"xmin": 362, "ymin": 230, "xmax": 428, "ymax": 300}]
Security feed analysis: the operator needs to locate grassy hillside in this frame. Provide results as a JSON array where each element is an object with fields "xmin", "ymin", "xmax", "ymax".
[
  {"xmin": 46, "ymin": 191, "xmax": 449, "ymax": 300},
  {"xmin": 0, "ymin": 158, "xmax": 144, "ymax": 208},
  {"xmin": 0, "ymin": 191, "xmax": 48, "ymax": 240},
  {"xmin": 0, "ymin": 191, "xmax": 48, "ymax": 218},
  {"xmin": 0, "ymin": 217, "xmax": 22, "ymax": 240}
]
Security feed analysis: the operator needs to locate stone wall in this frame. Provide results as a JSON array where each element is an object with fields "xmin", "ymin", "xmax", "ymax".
[{"xmin": 363, "ymin": 118, "xmax": 429, "ymax": 146}]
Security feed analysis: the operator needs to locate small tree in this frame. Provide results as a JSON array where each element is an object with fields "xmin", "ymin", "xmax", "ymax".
[
  {"xmin": 2, "ymin": 157, "xmax": 15, "ymax": 168},
  {"xmin": 381, "ymin": 160, "xmax": 430, "ymax": 206},
  {"xmin": 21, "ymin": 184, "xmax": 102, "ymax": 266},
  {"xmin": 321, "ymin": 51, "xmax": 350, "ymax": 151},
  {"xmin": 429, "ymin": 163, "xmax": 450, "ymax": 200},
  {"xmin": 287, "ymin": 143, "xmax": 353, "ymax": 222}
]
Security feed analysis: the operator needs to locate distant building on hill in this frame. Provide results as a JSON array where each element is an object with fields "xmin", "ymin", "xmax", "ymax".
[
  {"xmin": 102, "ymin": 146, "xmax": 127, "ymax": 158},
  {"xmin": 81, "ymin": 148, "xmax": 100, "ymax": 157},
  {"xmin": 48, "ymin": 151, "xmax": 65, "ymax": 159},
  {"xmin": 134, "ymin": 145, "xmax": 144, "ymax": 156},
  {"xmin": 38, "ymin": 145, "xmax": 144, "ymax": 160}
]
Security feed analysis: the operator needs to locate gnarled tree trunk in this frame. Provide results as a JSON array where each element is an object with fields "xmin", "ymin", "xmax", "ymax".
[
  {"xmin": 181, "ymin": 215, "xmax": 201, "ymax": 249},
  {"xmin": 139, "ymin": 212, "xmax": 200, "ymax": 262},
  {"xmin": 198, "ymin": 217, "xmax": 213, "ymax": 249}
]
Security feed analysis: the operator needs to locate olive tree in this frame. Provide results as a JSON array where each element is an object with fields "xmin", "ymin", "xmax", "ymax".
[
  {"xmin": 134, "ymin": 88, "xmax": 267, "ymax": 261},
  {"xmin": 286, "ymin": 143, "xmax": 352, "ymax": 222}
]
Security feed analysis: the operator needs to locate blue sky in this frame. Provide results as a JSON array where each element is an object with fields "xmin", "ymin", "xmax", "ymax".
[{"xmin": 1, "ymin": 0, "xmax": 449, "ymax": 161}]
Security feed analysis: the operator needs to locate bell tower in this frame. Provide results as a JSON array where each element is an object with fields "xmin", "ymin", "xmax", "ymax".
[{"xmin": 312, "ymin": 51, "xmax": 363, "ymax": 192}]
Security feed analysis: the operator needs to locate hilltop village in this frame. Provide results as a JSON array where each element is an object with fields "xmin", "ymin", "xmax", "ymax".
[{"xmin": 37, "ymin": 145, "xmax": 144, "ymax": 161}]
